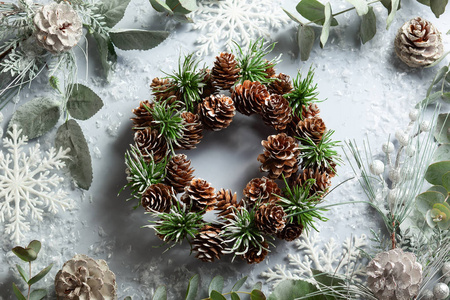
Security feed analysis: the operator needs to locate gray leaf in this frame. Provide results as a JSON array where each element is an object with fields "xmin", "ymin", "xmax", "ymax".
[
  {"xmin": 386, "ymin": 0, "xmax": 399, "ymax": 28},
  {"xmin": 149, "ymin": 0, "xmax": 173, "ymax": 13},
  {"xmin": 166, "ymin": 0, "xmax": 197, "ymax": 14},
  {"xmin": 92, "ymin": 32, "xmax": 117, "ymax": 80},
  {"xmin": 296, "ymin": 0, "xmax": 338, "ymax": 26},
  {"xmin": 360, "ymin": 7, "xmax": 377, "ymax": 44},
  {"xmin": 110, "ymin": 29, "xmax": 170, "ymax": 51},
  {"xmin": 346, "ymin": 0, "xmax": 369, "ymax": 15},
  {"xmin": 430, "ymin": 0, "xmax": 448, "ymax": 17},
  {"xmin": 298, "ymin": 24, "xmax": 315, "ymax": 61},
  {"xmin": 435, "ymin": 113, "xmax": 450, "ymax": 144},
  {"xmin": 55, "ymin": 120, "xmax": 93, "ymax": 190},
  {"xmin": 319, "ymin": 3, "xmax": 332, "ymax": 48},
  {"xmin": 95, "ymin": 0, "xmax": 131, "ymax": 28},
  {"xmin": 8, "ymin": 97, "xmax": 60, "ymax": 139},
  {"xmin": 67, "ymin": 84, "xmax": 103, "ymax": 120}
]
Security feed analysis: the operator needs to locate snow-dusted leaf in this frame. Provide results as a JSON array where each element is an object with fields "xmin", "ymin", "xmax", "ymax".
[
  {"xmin": 95, "ymin": 0, "xmax": 131, "ymax": 28},
  {"xmin": 346, "ymin": 0, "xmax": 369, "ymax": 15},
  {"xmin": 92, "ymin": 32, "xmax": 117, "ymax": 80},
  {"xmin": 298, "ymin": 25, "xmax": 315, "ymax": 61},
  {"xmin": 67, "ymin": 84, "xmax": 103, "ymax": 120},
  {"xmin": 360, "ymin": 7, "xmax": 376, "ymax": 44},
  {"xmin": 319, "ymin": 3, "xmax": 332, "ymax": 48},
  {"xmin": 110, "ymin": 29, "xmax": 169, "ymax": 51}
]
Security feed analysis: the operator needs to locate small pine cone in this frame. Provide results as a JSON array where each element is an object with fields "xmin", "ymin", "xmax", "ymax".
[
  {"xmin": 243, "ymin": 177, "xmax": 281, "ymax": 206},
  {"xmin": 211, "ymin": 52, "xmax": 241, "ymax": 90},
  {"xmin": 141, "ymin": 183, "xmax": 176, "ymax": 213},
  {"xmin": 232, "ymin": 80, "xmax": 270, "ymax": 115},
  {"xmin": 176, "ymin": 112, "xmax": 203, "ymax": 150},
  {"xmin": 257, "ymin": 133, "xmax": 300, "ymax": 179},
  {"xmin": 131, "ymin": 100, "xmax": 154, "ymax": 129},
  {"xmin": 276, "ymin": 222, "xmax": 303, "ymax": 241},
  {"xmin": 134, "ymin": 128, "xmax": 168, "ymax": 163},
  {"xmin": 268, "ymin": 73, "xmax": 293, "ymax": 95},
  {"xmin": 294, "ymin": 116, "xmax": 326, "ymax": 143},
  {"xmin": 394, "ymin": 17, "xmax": 444, "ymax": 68},
  {"xmin": 242, "ymin": 241, "xmax": 269, "ymax": 264},
  {"xmin": 181, "ymin": 178, "xmax": 216, "ymax": 213},
  {"xmin": 192, "ymin": 225, "xmax": 225, "ymax": 262},
  {"xmin": 165, "ymin": 154, "xmax": 194, "ymax": 193},
  {"xmin": 255, "ymin": 203, "xmax": 286, "ymax": 234},
  {"xmin": 200, "ymin": 69, "xmax": 218, "ymax": 99},
  {"xmin": 286, "ymin": 104, "xmax": 321, "ymax": 135},
  {"xmin": 262, "ymin": 94, "xmax": 293, "ymax": 131},
  {"xmin": 199, "ymin": 94, "xmax": 236, "ymax": 131},
  {"xmin": 150, "ymin": 77, "xmax": 179, "ymax": 104},
  {"xmin": 215, "ymin": 189, "xmax": 240, "ymax": 220},
  {"xmin": 291, "ymin": 168, "xmax": 331, "ymax": 197},
  {"xmin": 264, "ymin": 60, "xmax": 276, "ymax": 78}
]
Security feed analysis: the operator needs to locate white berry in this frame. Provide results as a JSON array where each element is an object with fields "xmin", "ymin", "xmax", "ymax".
[
  {"xmin": 382, "ymin": 142, "xmax": 395, "ymax": 153},
  {"xmin": 388, "ymin": 189, "xmax": 398, "ymax": 205},
  {"xmin": 389, "ymin": 169, "xmax": 401, "ymax": 183},
  {"xmin": 406, "ymin": 145, "xmax": 416, "ymax": 157},
  {"xmin": 442, "ymin": 262, "xmax": 450, "ymax": 277},
  {"xmin": 369, "ymin": 160, "xmax": 385, "ymax": 175},
  {"xmin": 421, "ymin": 289, "xmax": 434, "ymax": 300},
  {"xmin": 395, "ymin": 130, "xmax": 409, "ymax": 147},
  {"xmin": 420, "ymin": 121, "xmax": 431, "ymax": 132},
  {"xmin": 433, "ymin": 282, "xmax": 449, "ymax": 299},
  {"xmin": 409, "ymin": 109, "xmax": 419, "ymax": 121}
]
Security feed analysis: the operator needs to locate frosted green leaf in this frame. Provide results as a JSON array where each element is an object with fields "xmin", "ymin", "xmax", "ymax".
[
  {"xmin": 426, "ymin": 161, "xmax": 450, "ymax": 186},
  {"xmin": 320, "ymin": 3, "xmax": 332, "ymax": 48},
  {"xmin": 427, "ymin": 185, "xmax": 448, "ymax": 196},
  {"xmin": 153, "ymin": 286, "xmax": 167, "ymax": 300},
  {"xmin": 185, "ymin": 274, "xmax": 199, "ymax": 300},
  {"xmin": 360, "ymin": 7, "xmax": 376, "ymax": 44},
  {"xmin": 416, "ymin": 191, "xmax": 446, "ymax": 214},
  {"xmin": 298, "ymin": 24, "xmax": 315, "ymax": 61},
  {"xmin": 110, "ymin": 29, "xmax": 170, "ymax": 51},
  {"xmin": 296, "ymin": 0, "xmax": 338, "ymax": 26},
  {"xmin": 208, "ymin": 276, "xmax": 224, "ymax": 295},
  {"xmin": 67, "ymin": 84, "xmax": 103, "ymax": 121},
  {"xmin": 232, "ymin": 277, "xmax": 247, "ymax": 291},
  {"xmin": 95, "ymin": 0, "xmax": 131, "ymax": 28},
  {"xmin": 346, "ymin": 0, "xmax": 369, "ymax": 15}
]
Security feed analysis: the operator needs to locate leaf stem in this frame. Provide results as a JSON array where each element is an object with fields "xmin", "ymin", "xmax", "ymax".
[{"xmin": 27, "ymin": 262, "xmax": 31, "ymax": 300}]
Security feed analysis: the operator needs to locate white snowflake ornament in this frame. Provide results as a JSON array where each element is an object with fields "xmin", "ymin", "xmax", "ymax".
[{"xmin": 0, "ymin": 125, "xmax": 73, "ymax": 243}]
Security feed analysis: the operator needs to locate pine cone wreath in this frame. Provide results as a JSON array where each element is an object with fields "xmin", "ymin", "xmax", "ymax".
[
  {"xmin": 150, "ymin": 77, "xmax": 179, "ymax": 104},
  {"xmin": 131, "ymin": 100, "xmax": 154, "ymax": 129},
  {"xmin": 276, "ymin": 222, "xmax": 303, "ymax": 241},
  {"xmin": 232, "ymin": 80, "xmax": 270, "ymax": 115},
  {"xmin": 211, "ymin": 52, "xmax": 241, "ymax": 90},
  {"xmin": 192, "ymin": 224, "xmax": 225, "ymax": 262},
  {"xmin": 200, "ymin": 69, "xmax": 218, "ymax": 99},
  {"xmin": 165, "ymin": 154, "xmax": 194, "ymax": 193},
  {"xmin": 261, "ymin": 94, "xmax": 293, "ymax": 131},
  {"xmin": 134, "ymin": 128, "xmax": 168, "ymax": 163},
  {"xmin": 181, "ymin": 178, "xmax": 217, "ymax": 213},
  {"xmin": 215, "ymin": 188, "xmax": 240, "ymax": 220},
  {"xmin": 255, "ymin": 203, "xmax": 286, "ymax": 234},
  {"xmin": 243, "ymin": 177, "xmax": 281, "ymax": 206},
  {"xmin": 258, "ymin": 133, "xmax": 300, "ymax": 179},
  {"xmin": 176, "ymin": 112, "xmax": 203, "ymax": 150},
  {"xmin": 395, "ymin": 17, "xmax": 444, "ymax": 68},
  {"xmin": 294, "ymin": 116, "xmax": 326, "ymax": 143},
  {"xmin": 141, "ymin": 183, "xmax": 176, "ymax": 213},
  {"xmin": 268, "ymin": 73, "xmax": 293, "ymax": 96},
  {"xmin": 291, "ymin": 168, "xmax": 331, "ymax": 197},
  {"xmin": 242, "ymin": 241, "xmax": 269, "ymax": 264},
  {"xmin": 199, "ymin": 94, "xmax": 236, "ymax": 131}
]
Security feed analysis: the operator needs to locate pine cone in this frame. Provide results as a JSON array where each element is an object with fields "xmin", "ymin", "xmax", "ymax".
[
  {"xmin": 181, "ymin": 178, "xmax": 216, "ymax": 213},
  {"xmin": 165, "ymin": 154, "xmax": 194, "ymax": 193},
  {"xmin": 276, "ymin": 222, "xmax": 303, "ymax": 241},
  {"xmin": 192, "ymin": 225, "xmax": 225, "ymax": 262},
  {"xmin": 242, "ymin": 241, "xmax": 268, "ymax": 264},
  {"xmin": 268, "ymin": 73, "xmax": 293, "ymax": 95},
  {"xmin": 255, "ymin": 203, "xmax": 286, "ymax": 234},
  {"xmin": 232, "ymin": 80, "xmax": 270, "ymax": 115},
  {"xmin": 294, "ymin": 116, "xmax": 326, "ymax": 143},
  {"xmin": 395, "ymin": 17, "xmax": 444, "ymax": 68},
  {"xmin": 200, "ymin": 69, "xmax": 218, "ymax": 99},
  {"xmin": 150, "ymin": 77, "xmax": 179, "ymax": 104},
  {"xmin": 131, "ymin": 100, "xmax": 154, "ymax": 129},
  {"xmin": 243, "ymin": 177, "xmax": 281, "ymax": 206},
  {"xmin": 215, "ymin": 189, "xmax": 240, "ymax": 220},
  {"xmin": 34, "ymin": 2, "xmax": 82, "ymax": 53},
  {"xmin": 176, "ymin": 112, "xmax": 203, "ymax": 150},
  {"xmin": 141, "ymin": 183, "xmax": 176, "ymax": 213},
  {"xmin": 134, "ymin": 128, "xmax": 168, "ymax": 163},
  {"xmin": 262, "ymin": 94, "xmax": 293, "ymax": 131},
  {"xmin": 211, "ymin": 52, "xmax": 241, "ymax": 90},
  {"xmin": 264, "ymin": 60, "xmax": 276, "ymax": 78},
  {"xmin": 258, "ymin": 133, "xmax": 300, "ymax": 179},
  {"xmin": 291, "ymin": 168, "xmax": 331, "ymax": 197},
  {"xmin": 286, "ymin": 104, "xmax": 321, "ymax": 135},
  {"xmin": 199, "ymin": 94, "xmax": 236, "ymax": 131}
]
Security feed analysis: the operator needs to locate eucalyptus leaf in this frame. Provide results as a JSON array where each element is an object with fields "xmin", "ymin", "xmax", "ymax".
[
  {"xmin": 252, "ymin": 282, "xmax": 263, "ymax": 291},
  {"xmin": 8, "ymin": 97, "xmax": 60, "ymax": 140},
  {"xmin": 417, "ymin": 0, "xmax": 431, "ymax": 5},
  {"xmin": 124, "ymin": 297, "xmax": 132, "ymax": 300},
  {"xmin": 298, "ymin": 24, "xmax": 315, "ymax": 61},
  {"xmin": 296, "ymin": 0, "xmax": 338, "ymax": 26},
  {"xmin": 346, "ymin": 0, "xmax": 369, "ymax": 15},
  {"xmin": 149, "ymin": 0, "xmax": 173, "ymax": 13},
  {"xmin": 380, "ymin": 0, "xmax": 401, "ymax": 12},
  {"xmin": 208, "ymin": 276, "xmax": 224, "ymax": 295},
  {"xmin": 433, "ymin": 144, "xmax": 450, "ymax": 163},
  {"xmin": 427, "ymin": 185, "xmax": 448, "ymax": 195},
  {"xmin": 27, "ymin": 240, "xmax": 41, "ymax": 256},
  {"xmin": 283, "ymin": 8, "xmax": 303, "ymax": 24},
  {"xmin": 28, "ymin": 264, "xmax": 53, "ymax": 285},
  {"xmin": 268, "ymin": 280, "xmax": 320, "ymax": 300},
  {"xmin": 442, "ymin": 171, "xmax": 450, "ymax": 192},
  {"xmin": 430, "ymin": 0, "xmax": 448, "ymax": 17},
  {"xmin": 92, "ymin": 32, "xmax": 117, "ymax": 80},
  {"xmin": 12, "ymin": 283, "xmax": 26, "ymax": 300},
  {"xmin": 385, "ymin": 0, "xmax": 399, "ymax": 28},
  {"xmin": 94, "ymin": 0, "xmax": 131, "ymax": 28},
  {"xmin": 231, "ymin": 277, "xmax": 247, "ymax": 291},
  {"xmin": 230, "ymin": 292, "xmax": 240, "ymax": 300},
  {"xmin": 425, "ymin": 51, "xmax": 450, "ymax": 68},
  {"xmin": 250, "ymin": 290, "xmax": 266, "ymax": 300},
  {"xmin": 55, "ymin": 120, "xmax": 93, "ymax": 190},
  {"xmin": 416, "ymin": 91, "xmax": 443, "ymax": 108},
  {"xmin": 442, "ymin": 92, "xmax": 450, "ymax": 103},
  {"xmin": 12, "ymin": 247, "xmax": 37, "ymax": 262},
  {"xmin": 311, "ymin": 269, "xmax": 345, "ymax": 290},
  {"xmin": 435, "ymin": 113, "xmax": 450, "ymax": 144},
  {"xmin": 427, "ymin": 66, "xmax": 448, "ymax": 96},
  {"xmin": 153, "ymin": 286, "xmax": 167, "ymax": 300},
  {"xmin": 67, "ymin": 84, "xmax": 104, "ymax": 120},
  {"xmin": 416, "ymin": 191, "xmax": 446, "ymax": 214},
  {"xmin": 29, "ymin": 289, "xmax": 47, "ymax": 300},
  {"xmin": 110, "ymin": 29, "xmax": 170, "ymax": 51},
  {"xmin": 360, "ymin": 7, "xmax": 376, "ymax": 44},
  {"xmin": 320, "ymin": 3, "xmax": 332, "ymax": 48},
  {"xmin": 185, "ymin": 274, "xmax": 199, "ymax": 300},
  {"xmin": 166, "ymin": 0, "xmax": 197, "ymax": 13},
  {"xmin": 210, "ymin": 291, "xmax": 226, "ymax": 300},
  {"xmin": 425, "ymin": 161, "xmax": 450, "ymax": 186},
  {"xmin": 16, "ymin": 264, "xmax": 28, "ymax": 283}
]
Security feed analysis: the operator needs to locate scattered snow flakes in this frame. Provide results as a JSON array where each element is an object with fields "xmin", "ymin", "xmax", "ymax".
[
  {"xmin": 192, "ymin": 0, "xmax": 289, "ymax": 56},
  {"xmin": 261, "ymin": 231, "xmax": 368, "ymax": 287},
  {"xmin": 0, "ymin": 125, "xmax": 73, "ymax": 243}
]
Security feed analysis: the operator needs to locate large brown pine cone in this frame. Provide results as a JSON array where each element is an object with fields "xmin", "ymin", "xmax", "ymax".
[
  {"xmin": 286, "ymin": 104, "xmax": 321, "ymax": 135},
  {"xmin": 150, "ymin": 77, "xmax": 179, "ymax": 104},
  {"xmin": 199, "ymin": 94, "xmax": 236, "ymax": 131},
  {"xmin": 131, "ymin": 100, "xmax": 154, "ymax": 129},
  {"xmin": 268, "ymin": 73, "xmax": 293, "ymax": 95},
  {"xmin": 242, "ymin": 241, "xmax": 269, "ymax": 264},
  {"xmin": 192, "ymin": 225, "xmax": 225, "ymax": 262},
  {"xmin": 262, "ymin": 94, "xmax": 293, "ymax": 131},
  {"xmin": 176, "ymin": 112, "xmax": 203, "ymax": 150},
  {"xmin": 291, "ymin": 168, "xmax": 331, "ymax": 197},
  {"xmin": 211, "ymin": 52, "xmax": 241, "ymax": 90},
  {"xmin": 258, "ymin": 133, "xmax": 300, "ymax": 179},
  {"xmin": 165, "ymin": 154, "xmax": 194, "ymax": 193},
  {"xmin": 200, "ymin": 69, "xmax": 218, "ymax": 99},
  {"xmin": 141, "ymin": 183, "xmax": 176, "ymax": 213},
  {"xmin": 215, "ymin": 189, "xmax": 240, "ymax": 220},
  {"xmin": 255, "ymin": 203, "xmax": 286, "ymax": 234},
  {"xmin": 294, "ymin": 116, "xmax": 326, "ymax": 143},
  {"xmin": 394, "ymin": 17, "xmax": 444, "ymax": 68},
  {"xmin": 243, "ymin": 177, "xmax": 281, "ymax": 206},
  {"xmin": 276, "ymin": 222, "xmax": 303, "ymax": 241},
  {"xmin": 232, "ymin": 80, "xmax": 270, "ymax": 115},
  {"xmin": 181, "ymin": 178, "xmax": 216, "ymax": 213},
  {"xmin": 134, "ymin": 128, "xmax": 168, "ymax": 163}
]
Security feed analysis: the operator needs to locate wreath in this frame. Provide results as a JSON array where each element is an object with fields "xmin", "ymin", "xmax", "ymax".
[{"xmin": 122, "ymin": 40, "xmax": 341, "ymax": 264}]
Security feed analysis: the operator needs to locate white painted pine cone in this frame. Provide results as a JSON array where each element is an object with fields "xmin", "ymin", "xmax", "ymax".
[
  {"xmin": 367, "ymin": 248, "xmax": 422, "ymax": 300},
  {"xmin": 34, "ymin": 2, "xmax": 82, "ymax": 53},
  {"xmin": 55, "ymin": 254, "xmax": 117, "ymax": 300},
  {"xmin": 394, "ymin": 17, "xmax": 444, "ymax": 68}
]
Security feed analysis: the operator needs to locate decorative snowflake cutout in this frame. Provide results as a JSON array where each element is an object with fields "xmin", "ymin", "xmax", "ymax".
[
  {"xmin": 0, "ymin": 125, "xmax": 73, "ymax": 243},
  {"xmin": 192, "ymin": 0, "xmax": 289, "ymax": 56},
  {"xmin": 261, "ymin": 231, "xmax": 368, "ymax": 287}
]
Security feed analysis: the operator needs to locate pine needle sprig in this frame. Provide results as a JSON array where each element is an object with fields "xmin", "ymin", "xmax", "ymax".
[
  {"xmin": 284, "ymin": 66, "xmax": 321, "ymax": 118},
  {"xmin": 164, "ymin": 53, "xmax": 207, "ymax": 113},
  {"xmin": 233, "ymin": 38, "xmax": 281, "ymax": 85}
]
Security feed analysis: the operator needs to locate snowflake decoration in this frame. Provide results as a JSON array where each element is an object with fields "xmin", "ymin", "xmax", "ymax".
[
  {"xmin": 0, "ymin": 125, "xmax": 73, "ymax": 243},
  {"xmin": 192, "ymin": 0, "xmax": 289, "ymax": 56},
  {"xmin": 261, "ymin": 230, "xmax": 368, "ymax": 287}
]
